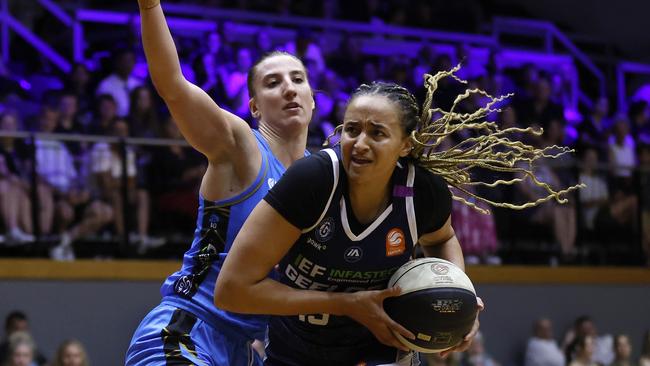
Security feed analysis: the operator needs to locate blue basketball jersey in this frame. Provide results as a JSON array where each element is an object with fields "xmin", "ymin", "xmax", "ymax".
[
  {"xmin": 268, "ymin": 148, "xmax": 420, "ymax": 365},
  {"xmin": 160, "ymin": 130, "xmax": 293, "ymax": 341}
]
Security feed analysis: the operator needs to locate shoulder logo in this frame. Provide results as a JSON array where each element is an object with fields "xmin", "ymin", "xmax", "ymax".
[
  {"xmin": 267, "ymin": 178, "xmax": 276, "ymax": 189},
  {"xmin": 385, "ymin": 228, "xmax": 406, "ymax": 257},
  {"xmin": 315, "ymin": 217, "xmax": 335, "ymax": 242},
  {"xmin": 344, "ymin": 246, "xmax": 363, "ymax": 263}
]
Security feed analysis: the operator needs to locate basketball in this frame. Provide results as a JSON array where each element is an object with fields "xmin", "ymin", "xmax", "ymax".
[{"xmin": 383, "ymin": 257, "xmax": 478, "ymax": 353}]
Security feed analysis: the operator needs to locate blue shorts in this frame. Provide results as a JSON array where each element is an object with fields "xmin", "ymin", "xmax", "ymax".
[{"xmin": 126, "ymin": 303, "xmax": 263, "ymax": 366}]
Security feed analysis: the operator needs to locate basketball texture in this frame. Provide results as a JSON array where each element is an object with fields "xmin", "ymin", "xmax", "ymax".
[{"xmin": 383, "ymin": 257, "xmax": 478, "ymax": 353}]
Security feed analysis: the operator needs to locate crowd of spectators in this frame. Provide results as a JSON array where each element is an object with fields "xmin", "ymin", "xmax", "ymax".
[
  {"xmin": 0, "ymin": 1, "xmax": 649, "ymax": 265},
  {"xmin": 2, "ymin": 309, "xmax": 648, "ymax": 366}
]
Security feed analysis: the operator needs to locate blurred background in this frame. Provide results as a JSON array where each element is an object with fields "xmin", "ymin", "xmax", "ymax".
[{"xmin": 0, "ymin": 0, "xmax": 648, "ymax": 365}]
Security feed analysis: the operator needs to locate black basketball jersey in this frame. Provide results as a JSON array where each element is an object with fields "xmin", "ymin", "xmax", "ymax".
[{"xmin": 269, "ymin": 148, "xmax": 421, "ymax": 365}]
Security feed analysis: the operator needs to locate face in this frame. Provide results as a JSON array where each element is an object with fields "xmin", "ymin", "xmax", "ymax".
[
  {"xmin": 116, "ymin": 52, "xmax": 135, "ymax": 77},
  {"xmin": 60, "ymin": 95, "xmax": 78, "ymax": 117},
  {"xmin": 7, "ymin": 319, "xmax": 28, "ymax": 334},
  {"xmin": 341, "ymin": 95, "xmax": 411, "ymax": 185},
  {"xmin": 208, "ymin": 32, "xmax": 221, "ymax": 54},
  {"xmin": 616, "ymin": 335, "xmax": 632, "ymax": 359},
  {"xmin": 256, "ymin": 32, "xmax": 272, "ymax": 51},
  {"xmin": 61, "ymin": 343, "xmax": 84, "ymax": 366},
  {"xmin": 40, "ymin": 108, "xmax": 59, "ymax": 132},
  {"xmin": 10, "ymin": 344, "xmax": 33, "ymax": 366},
  {"xmin": 249, "ymin": 55, "xmax": 314, "ymax": 132},
  {"xmin": 136, "ymin": 88, "xmax": 152, "ymax": 111},
  {"xmin": 583, "ymin": 149, "xmax": 598, "ymax": 171},
  {"xmin": 112, "ymin": 120, "xmax": 129, "ymax": 138},
  {"xmin": 1, "ymin": 114, "xmax": 18, "ymax": 131},
  {"xmin": 72, "ymin": 64, "xmax": 89, "ymax": 85},
  {"xmin": 99, "ymin": 99, "xmax": 117, "ymax": 121},
  {"xmin": 237, "ymin": 48, "xmax": 252, "ymax": 71},
  {"xmin": 536, "ymin": 319, "xmax": 553, "ymax": 339}
]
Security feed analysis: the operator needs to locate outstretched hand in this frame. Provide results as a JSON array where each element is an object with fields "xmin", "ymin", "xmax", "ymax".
[
  {"xmin": 344, "ymin": 286, "xmax": 415, "ymax": 351},
  {"xmin": 440, "ymin": 296, "xmax": 485, "ymax": 358}
]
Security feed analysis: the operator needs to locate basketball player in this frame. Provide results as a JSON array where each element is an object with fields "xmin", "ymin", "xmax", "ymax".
[
  {"xmin": 216, "ymin": 75, "xmax": 583, "ymax": 365},
  {"xmin": 126, "ymin": 1, "xmax": 314, "ymax": 365}
]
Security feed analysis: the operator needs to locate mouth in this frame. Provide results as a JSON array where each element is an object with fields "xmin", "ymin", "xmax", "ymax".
[
  {"xmin": 283, "ymin": 102, "xmax": 301, "ymax": 111},
  {"xmin": 351, "ymin": 155, "xmax": 372, "ymax": 165}
]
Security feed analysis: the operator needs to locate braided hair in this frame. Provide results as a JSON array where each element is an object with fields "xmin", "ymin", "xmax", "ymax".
[{"xmin": 327, "ymin": 64, "xmax": 584, "ymax": 214}]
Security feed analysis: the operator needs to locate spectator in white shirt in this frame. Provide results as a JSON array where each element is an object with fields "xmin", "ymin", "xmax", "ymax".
[
  {"xmin": 525, "ymin": 318, "xmax": 565, "ymax": 366},
  {"xmin": 96, "ymin": 48, "xmax": 143, "ymax": 117}
]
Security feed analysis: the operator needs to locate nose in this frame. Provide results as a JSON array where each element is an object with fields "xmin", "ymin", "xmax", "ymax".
[
  {"xmin": 353, "ymin": 132, "xmax": 370, "ymax": 152},
  {"xmin": 282, "ymin": 77, "xmax": 297, "ymax": 100}
]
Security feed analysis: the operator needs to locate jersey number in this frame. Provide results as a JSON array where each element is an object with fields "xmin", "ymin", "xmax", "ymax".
[{"xmin": 298, "ymin": 313, "xmax": 330, "ymax": 326}]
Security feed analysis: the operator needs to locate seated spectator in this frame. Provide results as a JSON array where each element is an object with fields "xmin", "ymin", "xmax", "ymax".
[
  {"xmin": 516, "ymin": 76, "xmax": 564, "ymax": 129},
  {"xmin": 283, "ymin": 27, "xmax": 325, "ymax": 73},
  {"xmin": 0, "ymin": 153, "xmax": 33, "ymax": 244},
  {"xmin": 640, "ymin": 330, "xmax": 650, "ymax": 366},
  {"xmin": 63, "ymin": 63, "xmax": 93, "ymax": 117},
  {"xmin": 0, "ymin": 312, "xmax": 46, "ymax": 366},
  {"xmin": 88, "ymin": 94, "xmax": 118, "ymax": 136},
  {"xmin": 517, "ymin": 121, "xmax": 577, "ymax": 261},
  {"xmin": 51, "ymin": 339, "xmax": 89, "ymax": 366},
  {"xmin": 95, "ymin": 47, "xmax": 143, "ymax": 117},
  {"xmin": 219, "ymin": 47, "xmax": 253, "ymax": 124},
  {"xmin": 4, "ymin": 331, "xmax": 34, "ymax": 366},
  {"xmin": 34, "ymin": 106, "xmax": 78, "ymax": 237},
  {"xmin": 451, "ymin": 189, "xmax": 500, "ymax": 265},
  {"xmin": 55, "ymin": 91, "xmax": 86, "ymax": 157},
  {"xmin": 563, "ymin": 316, "xmax": 614, "ymax": 366},
  {"xmin": 48, "ymin": 176, "xmax": 114, "ymax": 261},
  {"xmin": 608, "ymin": 115, "xmax": 637, "ymax": 193},
  {"xmin": 149, "ymin": 117, "xmax": 205, "ymax": 235},
  {"xmin": 628, "ymin": 101, "xmax": 650, "ymax": 145},
  {"xmin": 639, "ymin": 144, "xmax": 650, "ymax": 266},
  {"xmin": 192, "ymin": 29, "xmax": 231, "ymax": 104},
  {"xmin": 128, "ymin": 86, "xmax": 161, "ymax": 138},
  {"xmin": 567, "ymin": 335, "xmax": 599, "ymax": 366},
  {"xmin": 90, "ymin": 119, "xmax": 162, "ymax": 254},
  {"xmin": 610, "ymin": 334, "xmax": 634, "ymax": 366},
  {"xmin": 577, "ymin": 96, "xmax": 612, "ymax": 157},
  {"xmin": 525, "ymin": 318, "xmax": 565, "ymax": 366},
  {"xmin": 460, "ymin": 331, "xmax": 500, "ymax": 366}
]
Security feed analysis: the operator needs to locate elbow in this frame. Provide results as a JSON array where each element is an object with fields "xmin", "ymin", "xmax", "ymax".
[{"xmin": 213, "ymin": 276, "xmax": 239, "ymax": 312}]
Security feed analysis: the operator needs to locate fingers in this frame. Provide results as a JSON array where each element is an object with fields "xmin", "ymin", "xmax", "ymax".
[
  {"xmin": 374, "ymin": 323, "xmax": 411, "ymax": 352},
  {"xmin": 464, "ymin": 316, "xmax": 481, "ymax": 341},
  {"xmin": 476, "ymin": 296, "xmax": 485, "ymax": 310},
  {"xmin": 380, "ymin": 285, "xmax": 403, "ymax": 299}
]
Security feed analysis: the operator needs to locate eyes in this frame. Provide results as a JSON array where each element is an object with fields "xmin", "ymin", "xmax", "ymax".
[
  {"xmin": 343, "ymin": 123, "xmax": 388, "ymax": 139},
  {"xmin": 264, "ymin": 75, "xmax": 305, "ymax": 88}
]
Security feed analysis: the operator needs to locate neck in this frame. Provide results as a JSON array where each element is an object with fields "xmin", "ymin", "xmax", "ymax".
[
  {"xmin": 348, "ymin": 178, "xmax": 391, "ymax": 224},
  {"xmin": 258, "ymin": 122, "xmax": 307, "ymax": 168}
]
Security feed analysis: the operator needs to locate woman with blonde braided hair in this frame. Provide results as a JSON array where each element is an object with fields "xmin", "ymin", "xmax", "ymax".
[{"xmin": 216, "ymin": 68, "xmax": 581, "ymax": 366}]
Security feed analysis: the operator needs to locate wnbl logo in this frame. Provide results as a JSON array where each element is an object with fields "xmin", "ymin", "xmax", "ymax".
[{"xmin": 344, "ymin": 246, "xmax": 363, "ymax": 263}]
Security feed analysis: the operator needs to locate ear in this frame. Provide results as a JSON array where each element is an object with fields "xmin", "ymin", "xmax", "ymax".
[
  {"xmin": 399, "ymin": 138, "xmax": 413, "ymax": 158},
  {"xmin": 249, "ymin": 98, "xmax": 260, "ymax": 119}
]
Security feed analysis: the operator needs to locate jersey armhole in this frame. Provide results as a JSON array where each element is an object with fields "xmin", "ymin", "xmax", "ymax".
[{"xmin": 302, "ymin": 149, "xmax": 339, "ymax": 233}]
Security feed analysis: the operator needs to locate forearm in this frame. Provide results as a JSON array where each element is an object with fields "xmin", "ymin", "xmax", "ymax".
[
  {"xmin": 215, "ymin": 276, "xmax": 347, "ymax": 316},
  {"xmin": 138, "ymin": 0, "xmax": 186, "ymax": 100}
]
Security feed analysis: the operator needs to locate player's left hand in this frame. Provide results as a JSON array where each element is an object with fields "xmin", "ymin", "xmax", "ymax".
[{"xmin": 439, "ymin": 296, "xmax": 484, "ymax": 358}]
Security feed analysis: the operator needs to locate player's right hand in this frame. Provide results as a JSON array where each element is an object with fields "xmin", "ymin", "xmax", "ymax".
[{"xmin": 343, "ymin": 287, "xmax": 415, "ymax": 351}]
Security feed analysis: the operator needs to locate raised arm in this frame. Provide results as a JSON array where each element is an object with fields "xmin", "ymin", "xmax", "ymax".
[
  {"xmin": 137, "ymin": 0, "xmax": 257, "ymax": 167},
  {"xmin": 215, "ymin": 200, "xmax": 414, "ymax": 351}
]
